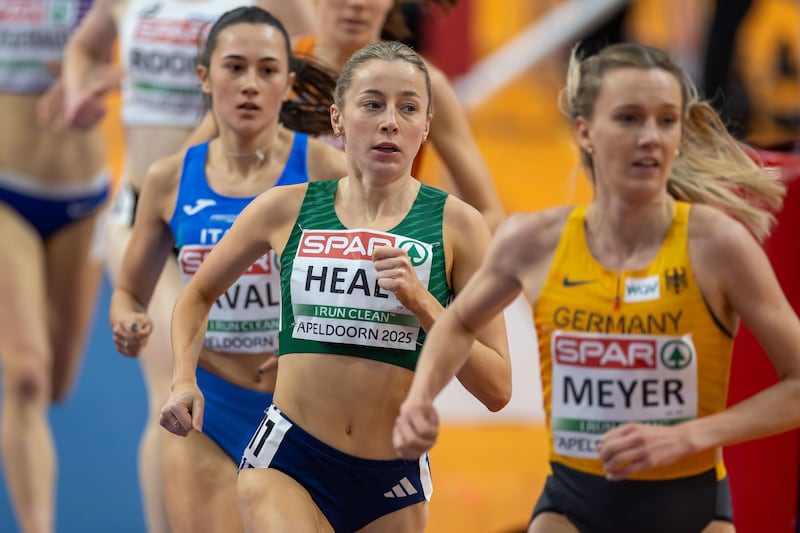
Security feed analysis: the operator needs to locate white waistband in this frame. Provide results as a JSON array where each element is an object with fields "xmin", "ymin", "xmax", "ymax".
[{"xmin": 0, "ymin": 169, "xmax": 111, "ymax": 199}]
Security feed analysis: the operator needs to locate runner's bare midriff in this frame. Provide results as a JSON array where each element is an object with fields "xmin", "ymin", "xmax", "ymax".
[
  {"xmin": 0, "ymin": 93, "xmax": 104, "ymax": 182},
  {"xmin": 274, "ymin": 352, "xmax": 414, "ymax": 459},
  {"xmin": 198, "ymin": 346, "xmax": 277, "ymax": 394}
]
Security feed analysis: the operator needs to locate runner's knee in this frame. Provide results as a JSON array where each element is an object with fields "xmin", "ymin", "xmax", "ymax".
[{"xmin": 3, "ymin": 352, "xmax": 50, "ymax": 405}]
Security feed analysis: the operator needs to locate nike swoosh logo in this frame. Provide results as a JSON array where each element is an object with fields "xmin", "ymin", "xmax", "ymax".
[
  {"xmin": 562, "ymin": 276, "xmax": 595, "ymax": 287},
  {"xmin": 183, "ymin": 199, "xmax": 216, "ymax": 216}
]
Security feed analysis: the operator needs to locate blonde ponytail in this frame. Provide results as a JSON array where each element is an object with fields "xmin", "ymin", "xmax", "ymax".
[{"xmin": 669, "ymin": 98, "xmax": 784, "ymax": 242}]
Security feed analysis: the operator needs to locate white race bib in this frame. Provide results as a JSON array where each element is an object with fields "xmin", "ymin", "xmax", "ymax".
[
  {"xmin": 550, "ymin": 330, "xmax": 698, "ymax": 458},
  {"xmin": 290, "ymin": 229, "xmax": 433, "ymax": 351}
]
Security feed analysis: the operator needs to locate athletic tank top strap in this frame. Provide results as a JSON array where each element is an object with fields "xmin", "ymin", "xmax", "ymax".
[
  {"xmin": 168, "ymin": 142, "xmax": 216, "ymax": 248},
  {"xmin": 275, "ymin": 132, "xmax": 309, "ymax": 186}
]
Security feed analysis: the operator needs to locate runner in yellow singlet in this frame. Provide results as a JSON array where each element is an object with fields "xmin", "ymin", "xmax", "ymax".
[{"xmin": 394, "ymin": 42, "xmax": 800, "ymax": 533}]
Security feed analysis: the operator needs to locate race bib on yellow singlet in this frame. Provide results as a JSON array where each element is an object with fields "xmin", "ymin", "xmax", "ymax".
[
  {"xmin": 550, "ymin": 330, "xmax": 698, "ymax": 458},
  {"xmin": 289, "ymin": 229, "xmax": 433, "ymax": 351}
]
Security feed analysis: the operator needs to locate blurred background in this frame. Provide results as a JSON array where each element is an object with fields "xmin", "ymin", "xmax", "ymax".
[{"xmin": 2, "ymin": 0, "xmax": 800, "ymax": 531}]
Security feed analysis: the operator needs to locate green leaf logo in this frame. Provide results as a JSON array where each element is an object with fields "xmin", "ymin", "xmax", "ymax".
[
  {"xmin": 50, "ymin": 1, "xmax": 71, "ymax": 23},
  {"xmin": 398, "ymin": 239, "xmax": 429, "ymax": 267},
  {"xmin": 660, "ymin": 340, "xmax": 693, "ymax": 370}
]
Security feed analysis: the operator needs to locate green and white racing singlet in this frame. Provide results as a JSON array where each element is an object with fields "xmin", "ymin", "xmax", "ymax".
[{"xmin": 278, "ymin": 180, "xmax": 452, "ymax": 371}]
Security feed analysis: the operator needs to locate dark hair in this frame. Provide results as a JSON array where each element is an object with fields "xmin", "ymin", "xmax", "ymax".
[
  {"xmin": 334, "ymin": 41, "xmax": 433, "ymax": 116},
  {"xmin": 382, "ymin": 0, "xmax": 457, "ymax": 41},
  {"xmin": 198, "ymin": 6, "xmax": 337, "ymax": 135}
]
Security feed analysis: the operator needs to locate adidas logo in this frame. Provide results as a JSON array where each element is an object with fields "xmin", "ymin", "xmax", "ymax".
[{"xmin": 383, "ymin": 477, "xmax": 418, "ymax": 498}]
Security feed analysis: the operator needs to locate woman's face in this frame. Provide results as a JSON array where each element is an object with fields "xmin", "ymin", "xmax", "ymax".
[
  {"xmin": 331, "ymin": 58, "xmax": 431, "ymax": 179},
  {"xmin": 316, "ymin": 0, "xmax": 394, "ymax": 50},
  {"xmin": 199, "ymin": 23, "xmax": 294, "ymax": 135},
  {"xmin": 576, "ymin": 67, "xmax": 683, "ymax": 202}
]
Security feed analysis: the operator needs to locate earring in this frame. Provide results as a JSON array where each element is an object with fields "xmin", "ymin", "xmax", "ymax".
[
  {"xmin": 675, "ymin": 148, "xmax": 680, "ymax": 157},
  {"xmin": 586, "ymin": 145, "xmax": 594, "ymax": 155},
  {"xmin": 334, "ymin": 129, "xmax": 342, "ymax": 137}
]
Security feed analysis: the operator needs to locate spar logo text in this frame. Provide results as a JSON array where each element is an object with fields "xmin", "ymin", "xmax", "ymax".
[
  {"xmin": 0, "ymin": 3, "xmax": 45, "ymax": 22},
  {"xmin": 181, "ymin": 246, "xmax": 272, "ymax": 275},
  {"xmin": 299, "ymin": 231, "xmax": 395, "ymax": 260},
  {"xmin": 134, "ymin": 18, "xmax": 206, "ymax": 46},
  {"xmin": 554, "ymin": 334, "xmax": 685, "ymax": 409},
  {"xmin": 555, "ymin": 335, "xmax": 657, "ymax": 369}
]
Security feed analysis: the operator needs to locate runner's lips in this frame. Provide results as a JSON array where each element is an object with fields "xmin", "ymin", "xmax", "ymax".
[{"xmin": 373, "ymin": 142, "xmax": 400, "ymax": 152}]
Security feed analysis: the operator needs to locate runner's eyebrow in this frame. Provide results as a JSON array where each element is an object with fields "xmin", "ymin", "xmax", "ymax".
[{"xmin": 359, "ymin": 89, "xmax": 423, "ymax": 99}]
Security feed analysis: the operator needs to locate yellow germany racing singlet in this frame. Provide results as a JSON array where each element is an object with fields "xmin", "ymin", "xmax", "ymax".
[{"xmin": 533, "ymin": 202, "xmax": 734, "ymax": 480}]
